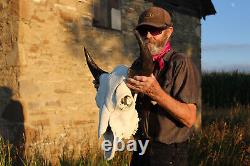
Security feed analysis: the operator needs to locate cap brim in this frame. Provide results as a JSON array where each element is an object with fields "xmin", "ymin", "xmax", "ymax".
[{"xmin": 136, "ymin": 22, "xmax": 166, "ymax": 29}]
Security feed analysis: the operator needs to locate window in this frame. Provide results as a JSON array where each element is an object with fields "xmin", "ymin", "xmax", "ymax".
[{"xmin": 93, "ymin": 0, "xmax": 121, "ymax": 30}]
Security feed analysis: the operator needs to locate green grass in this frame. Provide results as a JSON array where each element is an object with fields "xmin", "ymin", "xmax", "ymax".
[{"xmin": 202, "ymin": 71, "xmax": 250, "ymax": 108}]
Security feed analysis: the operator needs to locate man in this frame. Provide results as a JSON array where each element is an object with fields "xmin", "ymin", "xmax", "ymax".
[{"xmin": 126, "ymin": 7, "xmax": 200, "ymax": 166}]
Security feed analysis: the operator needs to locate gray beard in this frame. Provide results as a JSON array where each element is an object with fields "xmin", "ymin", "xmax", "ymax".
[
  {"xmin": 149, "ymin": 44, "xmax": 163, "ymax": 55},
  {"xmin": 146, "ymin": 38, "xmax": 168, "ymax": 55}
]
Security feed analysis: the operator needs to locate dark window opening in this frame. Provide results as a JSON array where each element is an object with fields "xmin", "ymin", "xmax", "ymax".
[{"xmin": 93, "ymin": 0, "xmax": 121, "ymax": 30}]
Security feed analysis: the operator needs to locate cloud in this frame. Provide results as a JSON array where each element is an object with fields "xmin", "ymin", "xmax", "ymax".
[{"xmin": 202, "ymin": 43, "xmax": 250, "ymax": 52}]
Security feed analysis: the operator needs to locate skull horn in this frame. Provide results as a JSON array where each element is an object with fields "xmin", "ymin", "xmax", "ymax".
[
  {"xmin": 83, "ymin": 47, "xmax": 107, "ymax": 81},
  {"xmin": 128, "ymin": 30, "xmax": 154, "ymax": 78}
]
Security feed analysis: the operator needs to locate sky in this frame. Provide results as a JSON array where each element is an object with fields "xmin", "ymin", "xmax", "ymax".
[{"xmin": 201, "ymin": 0, "xmax": 250, "ymax": 72}]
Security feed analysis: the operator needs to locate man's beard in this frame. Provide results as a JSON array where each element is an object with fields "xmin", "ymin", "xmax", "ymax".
[{"xmin": 145, "ymin": 35, "xmax": 169, "ymax": 55}]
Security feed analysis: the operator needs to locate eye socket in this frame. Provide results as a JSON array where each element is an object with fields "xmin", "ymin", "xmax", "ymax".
[{"xmin": 121, "ymin": 95, "xmax": 133, "ymax": 107}]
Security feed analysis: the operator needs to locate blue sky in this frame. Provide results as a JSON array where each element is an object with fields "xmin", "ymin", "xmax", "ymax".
[{"xmin": 202, "ymin": 0, "xmax": 250, "ymax": 72}]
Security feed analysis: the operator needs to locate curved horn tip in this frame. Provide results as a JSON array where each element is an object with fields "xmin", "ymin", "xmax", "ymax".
[
  {"xmin": 83, "ymin": 47, "xmax": 108, "ymax": 80},
  {"xmin": 83, "ymin": 47, "xmax": 88, "ymax": 56}
]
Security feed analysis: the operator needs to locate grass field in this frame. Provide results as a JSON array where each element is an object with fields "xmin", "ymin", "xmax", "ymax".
[
  {"xmin": 0, "ymin": 72, "xmax": 250, "ymax": 165},
  {"xmin": 202, "ymin": 71, "xmax": 250, "ymax": 108}
]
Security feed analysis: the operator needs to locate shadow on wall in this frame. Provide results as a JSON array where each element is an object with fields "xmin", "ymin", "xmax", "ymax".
[
  {"xmin": 0, "ymin": 86, "xmax": 25, "ymax": 164},
  {"xmin": 59, "ymin": 0, "xmax": 136, "ymax": 64}
]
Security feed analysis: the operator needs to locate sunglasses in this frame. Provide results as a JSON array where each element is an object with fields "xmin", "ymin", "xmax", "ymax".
[{"xmin": 138, "ymin": 27, "xmax": 166, "ymax": 37}]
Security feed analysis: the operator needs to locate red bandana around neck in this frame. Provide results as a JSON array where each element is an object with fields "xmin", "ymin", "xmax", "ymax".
[{"xmin": 152, "ymin": 42, "xmax": 171, "ymax": 70}]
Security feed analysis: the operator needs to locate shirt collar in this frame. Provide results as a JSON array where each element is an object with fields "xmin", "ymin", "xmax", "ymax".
[{"xmin": 163, "ymin": 49, "xmax": 175, "ymax": 62}]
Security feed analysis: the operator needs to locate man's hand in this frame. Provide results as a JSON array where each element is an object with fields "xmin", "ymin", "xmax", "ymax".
[{"xmin": 126, "ymin": 74, "xmax": 162, "ymax": 100}]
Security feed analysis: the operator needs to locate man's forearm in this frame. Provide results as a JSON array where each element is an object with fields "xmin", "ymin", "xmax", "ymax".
[
  {"xmin": 153, "ymin": 88, "xmax": 196, "ymax": 128},
  {"xmin": 126, "ymin": 75, "xmax": 196, "ymax": 128}
]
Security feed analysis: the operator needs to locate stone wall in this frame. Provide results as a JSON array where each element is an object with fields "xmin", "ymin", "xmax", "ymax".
[
  {"xmin": 0, "ymin": 0, "xmax": 23, "ymax": 151},
  {"xmin": 0, "ymin": 0, "xmax": 201, "ymax": 162},
  {"xmin": 0, "ymin": 0, "xmax": 19, "ymax": 107}
]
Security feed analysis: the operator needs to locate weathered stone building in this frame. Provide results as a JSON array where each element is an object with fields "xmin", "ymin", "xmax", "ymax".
[{"xmin": 0, "ymin": 0, "xmax": 215, "ymax": 161}]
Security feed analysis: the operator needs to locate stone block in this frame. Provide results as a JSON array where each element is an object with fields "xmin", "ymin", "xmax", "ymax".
[
  {"xmin": 19, "ymin": 79, "xmax": 39, "ymax": 98},
  {"xmin": 45, "ymin": 100, "xmax": 61, "ymax": 107},
  {"xmin": 73, "ymin": 119, "xmax": 95, "ymax": 126},
  {"xmin": 28, "ymin": 101, "xmax": 41, "ymax": 110},
  {"xmin": 31, "ymin": 119, "xmax": 50, "ymax": 127},
  {"xmin": 29, "ymin": 111, "xmax": 47, "ymax": 116},
  {"xmin": 19, "ymin": 0, "xmax": 34, "ymax": 20},
  {"xmin": 54, "ymin": 3, "xmax": 78, "ymax": 22},
  {"xmin": 79, "ymin": 16, "xmax": 92, "ymax": 27}
]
